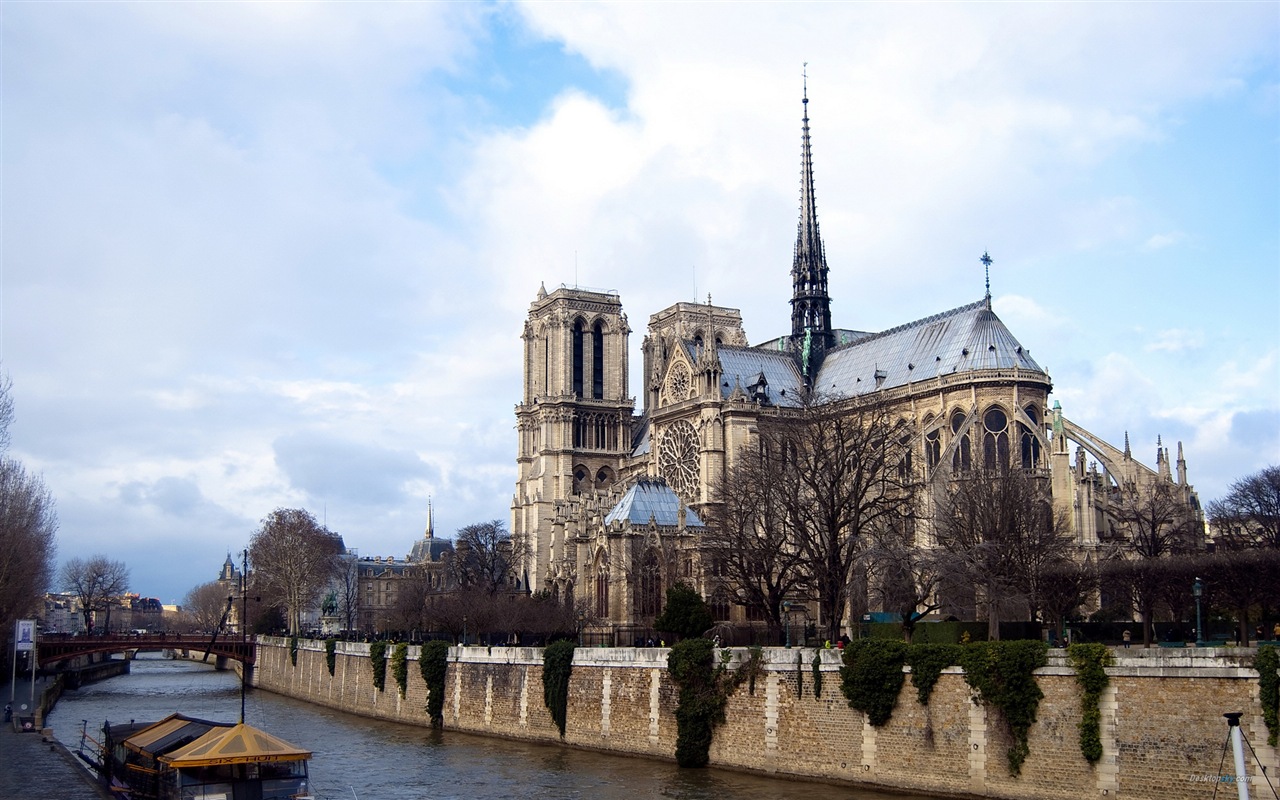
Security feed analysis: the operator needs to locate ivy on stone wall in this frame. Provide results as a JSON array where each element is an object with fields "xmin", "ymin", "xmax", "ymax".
[
  {"xmin": 542, "ymin": 640, "xmax": 575, "ymax": 737},
  {"xmin": 391, "ymin": 642, "xmax": 409, "ymax": 698},
  {"xmin": 1257, "ymin": 645, "xmax": 1278, "ymax": 747},
  {"xmin": 794, "ymin": 651, "xmax": 804, "ymax": 700},
  {"xmin": 369, "ymin": 640, "xmax": 388, "ymax": 692},
  {"xmin": 668, "ymin": 637, "xmax": 756, "ymax": 768},
  {"xmin": 289, "ymin": 636, "xmax": 299, "ymax": 666},
  {"xmin": 420, "ymin": 640, "xmax": 450, "ymax": 728},
  {"xmin": 811, "ymin": 652, "xmax": 823, "ymax": 699},
  {"xmin": 959, "ymin": 640, "xmax": 1048, "ymax": 776},
  {"xmin": 1068, "ymin": 643, "xmax": 1112, "ymax": 763},
  {"xmin": 906, "ymin": 644, "xmax": 961, "ymax": 705},
  {"xmin": 839, "ymin": 639, "xmax": 907, "ymax": 727},
  {"xmin": 324, "ymin": 639, "xmax": 336, "ymax": 676}
]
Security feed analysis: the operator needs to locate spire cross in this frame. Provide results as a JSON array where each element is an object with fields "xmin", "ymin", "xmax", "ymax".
[
  {"xmin": 803, "ymin": 62, "xmax": 808, "ymax": 104},
  {"xmin": 980, "ymin": 251, "xmax": 993, "ymax": 305}
]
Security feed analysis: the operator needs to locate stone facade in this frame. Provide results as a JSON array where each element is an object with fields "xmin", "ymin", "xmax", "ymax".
[
  {"xmin": 254, "ymin": 638, "xmax": 1277, "ymax": 800},
  {"xmin": 509, "ymin": 91, "xmax": 1204, "ymax": 632}
]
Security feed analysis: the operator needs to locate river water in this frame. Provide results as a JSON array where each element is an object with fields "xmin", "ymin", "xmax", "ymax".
[{"xmin": 49, "ymin": 654, "xmax": 942, "ymax": 800}]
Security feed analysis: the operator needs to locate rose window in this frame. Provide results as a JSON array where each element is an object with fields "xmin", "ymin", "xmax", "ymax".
[
  {"xmin": 658, "ymin": 420, "xmax": 700, "ymax": 501},
  {"xmin": 662, "ymin": 362, "xmax": 692, "ymax": 405}
]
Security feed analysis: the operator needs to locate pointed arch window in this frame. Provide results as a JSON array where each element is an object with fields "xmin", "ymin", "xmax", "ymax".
[
  {"xmin": 709, "ymin": 588, "xmax": 731, "ymax": 622},
  {"xmin": 925, "ymin": 426, "xmax": 941, "ymax": 471},
  {"xmin": 637, "ymin": 549, "xmax": 662, "ymax": 617},
  {"xmin": 592, "ymin": 322, "xmax": 605, "ymax": 399},
  {"xmin": 572, "ymin": 320, "xmax": 585, "ymax": 397},
  {"xmin": 951, "ymin": 410, "xmax": 971, "ymax": 472},
  {"xmin": 595, "ymin": 559, "xmax": 610, "ymax": 619},
  {"xmin": 983, "ymin": 407, "xmax": 1010, "ymax": 470},
  {"xmin": 1020, "ymin": 405, "xmax": 1042, "ymax": 469}
]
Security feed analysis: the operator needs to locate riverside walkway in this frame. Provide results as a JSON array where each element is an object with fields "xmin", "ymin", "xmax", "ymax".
[{"xmin": 2, "ymin": 676, "xmax": 110, "ymax": 800}]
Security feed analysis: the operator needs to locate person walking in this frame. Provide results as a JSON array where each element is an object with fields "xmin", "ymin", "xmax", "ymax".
[{"xmin": 1122, "ymin": 629, "xmax": 1131, "ymax": 648}]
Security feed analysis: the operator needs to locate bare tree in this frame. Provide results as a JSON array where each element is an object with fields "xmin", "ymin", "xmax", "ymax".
[
  {"xmin": 449, "ymin": 520, "xmax": 526, "ymax": 595},
  {"xmin": 182, "ymin": 580, "xmax": 232, "ymax": 634},
  {"xmin": 248, "ymin": 508, "xmax": 343, "ymax": 635},
  {"xmin": 0, "ymin": 458, "xmax": 58, "ymax": 639},
  {"xmin": 935, "ymin": 466, "xmax": 1073, "ymax": 640},
  {"xmin": 761, "ymin": 399, "xmax": 915, "ymax": 642},
  {"xmin": 862, "ymin": 517, "xmax": 942, "ymax": 643},
  {"xmin": 1111, "ymin": 481, "xmax": 1201, "ymax": 645},
  {"xmin": 703, "ymin": 444, "xmax": 808, "ymax": 641},
  {"xmin": 61, "ymin": 555, "xmax": 130, "ymax": 632},
  {"xmin": 1208, "ymin": 465, "xmax": 1280, "ymax": 550},
  {"xmin": 1038, "ymin": 558, "xmax": 1097, "ymax": 641},
  {"xmin": 333, "ymin": 554, "xmax": 361, "ymax": 634}
]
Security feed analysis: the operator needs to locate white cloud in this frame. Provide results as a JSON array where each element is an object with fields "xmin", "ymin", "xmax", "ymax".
[
  {"xmin": 1145, "ymin": 328, "xmax": 1204, "ymax": 353},
  {"xmin": 3, "ymin": 1, "xmax": 1275, "ymax": 599}
]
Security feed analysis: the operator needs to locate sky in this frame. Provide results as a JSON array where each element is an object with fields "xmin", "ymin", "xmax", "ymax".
[{"xmin": 2, "ymin": 2, "xmax": 1277, "ymax": 605}]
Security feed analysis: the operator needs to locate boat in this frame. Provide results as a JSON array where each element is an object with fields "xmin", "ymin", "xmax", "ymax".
[{"xmin": 94, "ymin": 712, "xmax": 312, "ymax": 800}]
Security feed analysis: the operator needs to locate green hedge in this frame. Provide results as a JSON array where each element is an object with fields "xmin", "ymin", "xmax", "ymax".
[{"xmin": 324, "ymin": 638, "xmax": 336, "ymax": 676}]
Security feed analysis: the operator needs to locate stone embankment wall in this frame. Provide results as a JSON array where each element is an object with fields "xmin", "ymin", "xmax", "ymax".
[{"xmin": 253, "ymin": 638, "xmax": 1278, "ymax": 800}]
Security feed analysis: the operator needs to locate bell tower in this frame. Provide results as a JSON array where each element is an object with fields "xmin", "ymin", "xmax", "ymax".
[{"xmin": 513, "ymin": 284, "xmax": 634, "ymax": 593}]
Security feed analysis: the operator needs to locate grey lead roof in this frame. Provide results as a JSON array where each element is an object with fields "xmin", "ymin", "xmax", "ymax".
[
  {"xmin": 710, "ymin": 299, "xmax": 1045, "ymax": 403},
  {"xmin": 816, "ymin": 300, "xmax": 1045, "ymax": 397},
  {"xmin": 604, "ymin": 479, "xmax": 705, "ymax": 528}
]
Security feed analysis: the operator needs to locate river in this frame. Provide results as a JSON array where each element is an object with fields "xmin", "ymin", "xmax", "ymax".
[{"xmin": 49, "ymin": 653, "xmax": 943, "ymax": 800}]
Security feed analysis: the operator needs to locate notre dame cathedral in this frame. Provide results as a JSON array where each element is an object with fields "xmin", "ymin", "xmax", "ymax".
[{"xmin": 511, "ymin": 88, "xmax": 1201, "ymax": 635}]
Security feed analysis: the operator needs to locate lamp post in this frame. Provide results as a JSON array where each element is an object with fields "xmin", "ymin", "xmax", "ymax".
[
  {"xmin": 1193, "ymin": 578, "xmax": 1203, "ymax": 647},
  {"xmin": 782, "ymin": 600, "xmax": 792, "ymax": 648}
]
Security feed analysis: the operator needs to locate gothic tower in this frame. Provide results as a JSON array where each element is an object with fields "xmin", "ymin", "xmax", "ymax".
[
  {"xmin": 790, "ymin": 78, "xmax": 834, "ymax": 386},
  {"xmin": 513, "ymin": 284, "xmax": 633, "ymax": 594}
]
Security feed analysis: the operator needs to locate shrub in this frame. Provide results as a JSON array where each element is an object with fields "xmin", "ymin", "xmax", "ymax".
[
  {"xmin": 391, "ymin": 642, "xmax": 409, "ymax": 698},
  {"xmin": 959, "ymin": 640, "xmax": 1048, "ymax": 775},
  {"xmin": 324, "ymin": 638, "xmax": 336, "ymax": 676},
  {"xmin": 289, "ymin": 635, "xmax": 299, "ymax": 666},
  {"xmin": 1068, "ymin": 643, "xmax": 1112, "ymax": 763},
  {"xmin": 542, "ymin": 640, "xmax": 576, "ymax": 737},
  {"xmin": 811, "ymin": 652, "xmax": 823, "ymax": 699},
  {"xmin": 420, "ymin": 640, "xmax": 450, "ymax": 728},
  {"xmin": 369, "ymin": 640, "xmax": 388, "ymax": 692},
  {"xmin": 654, "ymin": 583, "xmax": 714, "ymax": 640},
  {"xmin": 840, "ymin": 639, "xmax": 907, "ymax": 726}
]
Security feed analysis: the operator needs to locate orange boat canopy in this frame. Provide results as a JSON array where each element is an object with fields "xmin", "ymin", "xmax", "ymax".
[{"xmin": 159, "ymin": 723, "xmax": 311, "ymax": 768}]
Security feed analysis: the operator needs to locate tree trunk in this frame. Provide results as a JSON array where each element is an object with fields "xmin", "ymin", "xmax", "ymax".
[{"xmin": 987, "ymin": 596, "xmax": 1000, "ymax": 641}]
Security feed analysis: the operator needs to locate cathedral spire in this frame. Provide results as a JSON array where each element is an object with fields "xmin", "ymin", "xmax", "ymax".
[{"xmin": 790, "ymin": 65, "xmax": 834, "ymax": 384}]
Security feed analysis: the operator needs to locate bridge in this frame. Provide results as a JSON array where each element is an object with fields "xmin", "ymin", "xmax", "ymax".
[{"xmin": 37, "ymin": 633, "xmax": 256, "ymax": 667}]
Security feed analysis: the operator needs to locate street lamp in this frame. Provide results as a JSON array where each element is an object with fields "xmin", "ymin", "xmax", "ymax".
[
  {"xmin": 1193, "ymin": 578, "xmax": 1203, "ymax": 647},
  {"xmin": 782, "ymin": 600, "xmax": 792, "ymax": 648}
]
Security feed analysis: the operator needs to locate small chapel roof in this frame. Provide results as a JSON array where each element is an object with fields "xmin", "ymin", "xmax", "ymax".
[{"xmin": 604, "ymin": 478, "xmax": 705, "ymax": 528}]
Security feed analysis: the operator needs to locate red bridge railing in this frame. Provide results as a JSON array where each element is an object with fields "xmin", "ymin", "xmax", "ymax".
[{"xmin": 37, "ymin": 634, "xmax": 256, "ymax": 666}]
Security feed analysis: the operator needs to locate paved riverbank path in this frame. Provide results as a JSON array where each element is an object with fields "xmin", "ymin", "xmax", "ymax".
[{"xmin": 2, "ymin": 676, "xmax": 110, "ymax": 800}]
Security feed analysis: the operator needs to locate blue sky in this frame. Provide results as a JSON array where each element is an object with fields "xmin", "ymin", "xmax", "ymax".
[{"xmin": 2, "ymin": 2, "xmax": 1276, "ymax": 604}]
